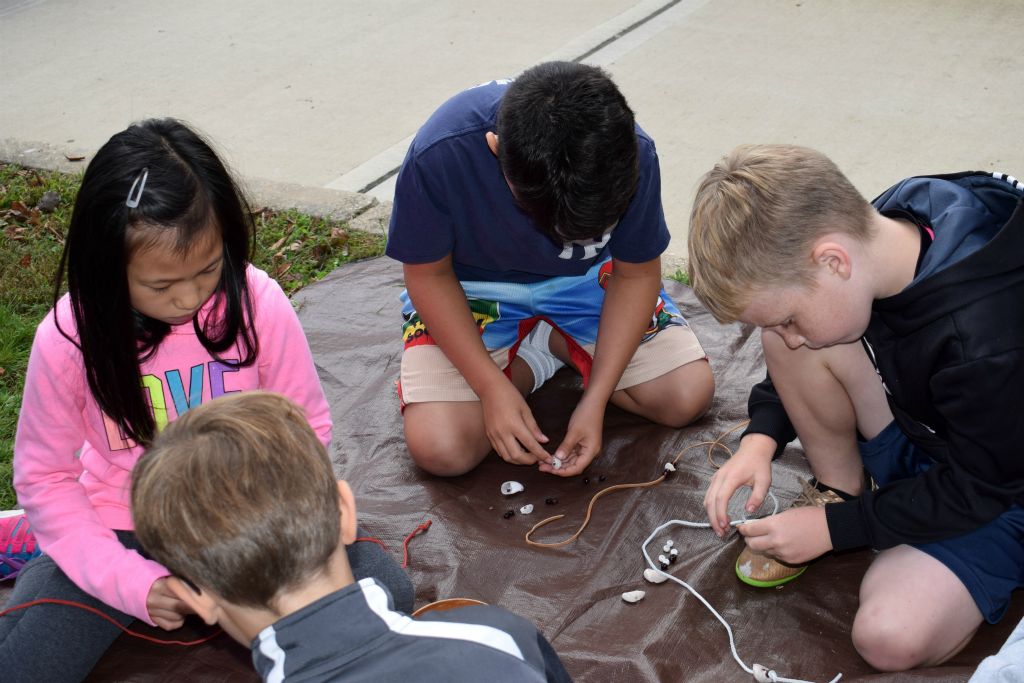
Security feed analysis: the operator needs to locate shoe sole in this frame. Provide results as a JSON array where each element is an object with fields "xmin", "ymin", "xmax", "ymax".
[{"xmin": 734, "ymin": 559, "xmax": 806, "ymax": 588}]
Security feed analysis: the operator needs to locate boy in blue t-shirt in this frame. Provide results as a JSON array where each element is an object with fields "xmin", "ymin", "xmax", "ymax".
[{"xmin": 387, "ymin": 61, "xmax": 714, "ymax": 477}]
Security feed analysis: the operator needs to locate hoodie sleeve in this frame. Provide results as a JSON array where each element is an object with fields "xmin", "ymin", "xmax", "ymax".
[
  {"xmin": 13, "ymin": 313, "xmax": 169, "ymax": 624},
  {"xmin": 250, "ymin": 270, "xmax": 333, "ymax": 448},
  {"xmin": 826, "ymin": 349, "xmax": 1024, "ymax": 551},
  {"xmin": 741, "ymin": 374, "xmax": 797, "ymax": 458}
]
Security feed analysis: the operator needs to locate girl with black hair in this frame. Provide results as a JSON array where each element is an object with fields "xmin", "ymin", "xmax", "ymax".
[{"xmin": 0, "ymin": 119, "xmax": 411, "ymax": 680}]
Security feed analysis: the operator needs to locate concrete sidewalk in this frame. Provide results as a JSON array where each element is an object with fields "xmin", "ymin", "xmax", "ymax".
[{"xmin": 2, "ymin": 0, "xmax": 1022, "ymax": 268}]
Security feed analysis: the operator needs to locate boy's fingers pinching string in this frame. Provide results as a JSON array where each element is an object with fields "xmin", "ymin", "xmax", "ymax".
[
  {"xmin": 494, "ymin": 427, "xmax": 547, "ymax": 466},
  {"xmin": 736, "ymin": 518, "xmax": 773, "ymax": 554},
  {"xmin": 705, "ymin": 473, "xmax": 739, "ymax": 536}
]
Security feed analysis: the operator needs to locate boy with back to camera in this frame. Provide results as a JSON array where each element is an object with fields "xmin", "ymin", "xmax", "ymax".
[
  {"xmin": 387, "ymin": 61, "xmax": 714, "ymax": 478},
  {"xmin": 687, "ymin": 145, "xmax": 1024, "ymax": 671},
  {"xmin": 132, "ymin": 391, "xmax": 573, "ymax": 682}
]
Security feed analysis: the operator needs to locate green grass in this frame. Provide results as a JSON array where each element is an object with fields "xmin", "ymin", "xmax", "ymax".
[
  {"xmin": 0, "ymin": 164, "xmax": 386, "ymax": 509},
  {"xmin": 667, "ymin": 268, "xmax": 690, "ymax": 286},
  {"xmin": 252, "ymin": 207, "xmax": 388, "ymax": 295},
  {"xmin": 0, "ymin": 301, "xmax": 44, "ymax": 508}
]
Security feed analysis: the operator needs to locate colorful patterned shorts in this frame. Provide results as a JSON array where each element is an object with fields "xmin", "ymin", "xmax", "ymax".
[{"xmin": 398, "ymin": 258, "xmax": 706, "ymax": 405}]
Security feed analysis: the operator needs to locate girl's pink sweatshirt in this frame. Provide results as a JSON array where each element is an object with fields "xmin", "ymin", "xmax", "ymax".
[{"xmin": 13, "ymin": 266, "xmax": 332, "ymax": 624}]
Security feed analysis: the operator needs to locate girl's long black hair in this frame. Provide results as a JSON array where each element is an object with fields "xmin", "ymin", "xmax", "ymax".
[{"xmin": 53, "ymin": 118, "xmax": 259, "ymax": 446}]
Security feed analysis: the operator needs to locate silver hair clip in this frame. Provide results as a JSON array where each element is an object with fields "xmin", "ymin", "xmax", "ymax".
[{"xmin": 125, "ymin": 168, "xmax": 149, "ymax": 208}]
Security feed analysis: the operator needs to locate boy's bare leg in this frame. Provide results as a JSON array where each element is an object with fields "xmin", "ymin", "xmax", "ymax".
[
  {"xmin": 404, "ymin": 358, "xmax": 534, "ymax": 476},
  {"xmin": 610, "ymin": 360, "xmax": 714, "ymax": 427},
  {"xmin": 760, "ymin": 331, "xmax": 893, "ymax": 494},
  {"xmin": 761, "ymin": 331, "xmax": 984, "ymax": 669},
  {"xmin": 854, "ymin": 545, "xmax": 981, "ymax": 670},
  {"xmin": 547, "ymin": 332, "xmax": 715, "ymax": 428}
]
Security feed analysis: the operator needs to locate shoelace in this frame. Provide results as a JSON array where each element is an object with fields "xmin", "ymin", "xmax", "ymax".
[
  {"xmin": 0, "ymin": 556, "xmax": 30, "ymax": 578},
  {"xmin": 791, "ymin": 479, "xmax": 844, "ymax": 509}
]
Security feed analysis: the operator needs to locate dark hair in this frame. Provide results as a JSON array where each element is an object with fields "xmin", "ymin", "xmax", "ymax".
[
  {"xmin": 496, "ymin": 61, "xmax": 639, "ymax": 242},
  {"xmin": 132, "ymin": 392, "xmax": 341, "ymax": 609},
  {"xmin": 53, "ymin": 118, "xmax": 258, "ymax": 446}
]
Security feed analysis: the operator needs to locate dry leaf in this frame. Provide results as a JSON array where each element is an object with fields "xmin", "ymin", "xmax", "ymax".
[
  {"xmin": 329, "ymin": 227, "xmax": 348, "ymax": 247},
  {"xmin": 64, "ymin": 153, "xmax": 86, "ymax": 162},
  {"xmin": 19, "ymin": 253, "xmax": 31, "ymax": 267},
  {"xmin": 270, "ymin": 236, "xmax": 287, "ymax": 251}
]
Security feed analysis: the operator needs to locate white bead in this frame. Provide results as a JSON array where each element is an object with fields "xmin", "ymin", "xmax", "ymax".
[
  {"xmin": 500, "ymin": 481, "xmax": 524, "ymax": 496},
  {"xmin": 658, "ymin": 554, "xmax": 669, "ymax": 565},
  {"xmin": 662, "ymin": 544, "xmax": 672, "ymax": 553},
  {"xmin": 551, "ymin": 457, "xmax": 562, "ymax": 470},
  {"xmin": 669, "ymin": 548, "xmax": 679, "ymax": 557},
  {"xmin": 621, "ymin": 590, "xmax": 646, "ymax": 603},
  {"xmin": 665, "ymin": 540, "xmax": 674, "ymax": 548},
  {"xmin": 643, "ymin": 568, "xmax": 668, "ymax": 584},
  {"xmin": 663, "ymin": 462, "xmax": 676, "ymax": 472},
  {"xmin": 519, "ymin": 504, "xmax": 534, "ymax": 515}
]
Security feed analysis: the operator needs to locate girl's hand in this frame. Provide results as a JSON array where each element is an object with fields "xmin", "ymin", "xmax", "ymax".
[
  {"xmin": 147, "ymin": 577, "xmax": 192, "ymax": 631},
  {"xmin": 480, "ymin": 379, "xmax": 550, "ymax": 465},
  {"xmin": 542, "ymin": 396, "xmax": 604, "ymax": 477},
  {"xmin": 704, "ymin": 433, "xmax": 777, "ymax": 537}
]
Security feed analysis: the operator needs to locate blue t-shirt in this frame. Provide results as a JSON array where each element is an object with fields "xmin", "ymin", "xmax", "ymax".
[{"xmin": 386, "ymin": 79, "xmax": 671, "ymax": 283}]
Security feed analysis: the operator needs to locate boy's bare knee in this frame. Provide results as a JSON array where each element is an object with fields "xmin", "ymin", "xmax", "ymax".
[
  {"xmin": 852, "ymin": 604, "xmax": 929, "ymax": 672},
  {"xmin": 650, "ymin": 360, "xmax": 715, "ymax": 427},
  {"xmin": 404, "ymin": 407, "xmax": 487, "ymax": 476},
  {"xmin": 406, "ymin": 433, "xmax": 482, "ymax": 476}
]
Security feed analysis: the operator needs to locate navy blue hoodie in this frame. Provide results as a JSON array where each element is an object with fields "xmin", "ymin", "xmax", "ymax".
[
  {"xmin": 746, "ymin": 172, "xmax": 1024, "ymax": 551},
  {"xmin": 252, "ymin": 578, "xmax": 572, "ymax": 682}
]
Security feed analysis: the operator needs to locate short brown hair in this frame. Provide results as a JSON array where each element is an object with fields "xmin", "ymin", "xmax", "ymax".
[
  {"xmin": 687, "ymin": 144, "xmax": 873, "ymax": 323},
  {"xmin": 132, "ymin": 391, "xmax": 340, "ymax": 609}
]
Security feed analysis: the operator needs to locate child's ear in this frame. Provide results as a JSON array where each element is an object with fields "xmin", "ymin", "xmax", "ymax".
[
  {"xmin": 812, "ymin": 238, "xmax": 853, "ymax": 279},
  {"xmin": 337, "ymin": 480, "xmax": 358, "ymax": 545},
  {"xmin": 485, "ymin": 132, "xmax": 499, "ymax": 157},
  {"xmin": 166, "ymin": 576, "xmax": 220, "ymax": 626}
]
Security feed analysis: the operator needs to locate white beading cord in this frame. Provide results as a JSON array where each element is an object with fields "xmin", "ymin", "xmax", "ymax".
[{"xmin": 640, "ymin": 492, "xmax": 843, "ymax": 683}]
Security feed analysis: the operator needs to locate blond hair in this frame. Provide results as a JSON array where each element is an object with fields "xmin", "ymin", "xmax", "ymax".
[
  {"xmin": 687, "ymin": 144, "xmax": 873, "ymax": 323},
  {"xmin": 132, "ymin": 391, "xmax": 340, "ymax": 609}
]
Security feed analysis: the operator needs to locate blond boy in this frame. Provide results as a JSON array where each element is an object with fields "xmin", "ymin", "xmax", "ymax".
[{"xmin": 688, "ymin": 145, "xmax": 1024, "ymax": 671}]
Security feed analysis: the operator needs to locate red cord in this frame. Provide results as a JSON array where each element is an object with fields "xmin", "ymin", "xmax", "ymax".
[
  {"xmin": 0, "ymin": 599, "xmax": 222, "ymax": 646},
  {"xmin": 401, "ymin": 520, "xmax": 432, "ymax": 569},
  {"xmin": 356, "ymin": 520, "xmax": 432, "ymax": 569},
  {"xmin": 354, "ymin": 536, "xmax": 389, "ymax": 551}
]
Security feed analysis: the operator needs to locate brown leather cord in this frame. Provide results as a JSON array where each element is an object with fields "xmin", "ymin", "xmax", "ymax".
[
  {"xmin": 706, "ymin": 419, "xmax": 751, "ymax": 469},
  {"xmin": 525, "ymin": 420, "xmax": 752, "ymax": 548}
]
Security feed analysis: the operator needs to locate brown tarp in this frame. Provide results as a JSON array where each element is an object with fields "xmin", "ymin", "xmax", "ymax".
[{"xmin": 4, "ymin": 257, "xmax": 1019, "ymax": 681}]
